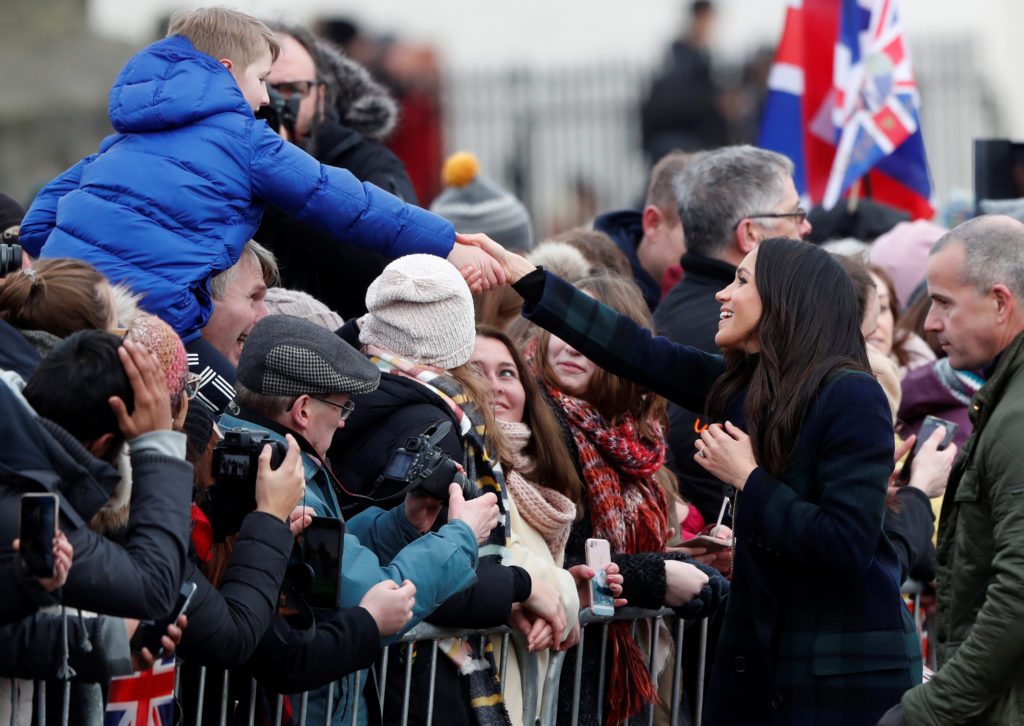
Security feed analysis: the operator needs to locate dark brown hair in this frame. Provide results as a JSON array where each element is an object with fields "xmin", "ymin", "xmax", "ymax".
[
  {"xmin": 533, "ymin": 275, "xmax": 668, "ymax": 439},
  {"xmin": 869, "ymin": 264, "xmax": 932, "ymax": 364},
  {"xmin": 476, "ymin": 325, "xmax": 583, "ymax": 507},
  {"xmin": 550, "ymin": 228, "xmax": 633, "ymax": 279},
  {"xmin": 706, "ymin": 238, "xmax": 870, "ymax": 476},
  {"xmin": 0, "ymin": 258, "xmax": 112, "ymax": 337}
]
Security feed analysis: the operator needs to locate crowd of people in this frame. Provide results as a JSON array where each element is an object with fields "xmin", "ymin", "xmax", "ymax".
[{"xmin": 1, "ymin": 6, "xmax": 1022, "ymax": 726}]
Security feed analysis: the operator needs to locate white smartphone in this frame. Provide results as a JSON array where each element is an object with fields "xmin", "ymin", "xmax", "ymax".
[{"xmin": 585, "ymin": 538, "xmax": 616, "ymax": 617}]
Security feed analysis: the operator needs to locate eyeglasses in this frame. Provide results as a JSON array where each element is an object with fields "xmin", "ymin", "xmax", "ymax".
[
  {"xmin": 311, "ymin": 396, "xmax": 356, "ymax": 421},
  {"xmin": 185, "ymin": 373, "xmax": 202, "ymax": 400},
  {"xmin": 268, "ymin": 80, "xmax": 319, "ymax": 100},
  {"xmin": 734, "ymin": 207, "xmax": 807, "ymax": 230}
]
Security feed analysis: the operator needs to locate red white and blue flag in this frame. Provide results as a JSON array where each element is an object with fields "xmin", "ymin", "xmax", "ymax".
[
  {"xmin": 105, "ymin": 658, "xmax": 176, "ymax": 726},
  {"xmin": 759, "ymin": 0, "xmax": 934, "ymax": 218}
]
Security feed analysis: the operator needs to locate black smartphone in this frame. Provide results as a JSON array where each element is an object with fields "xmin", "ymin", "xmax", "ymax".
[
  {"xmin": 19, "ymin": 493, "xmax": 59, "ymax": 578},
  {"xmin": 899, "ymin": 415, "xmax": 958, "ymax": 483},
  {"xmin": 135, "ymin": 582, "xmax": 197, "ymax": 658},
  {"xmin": 302, "ymin": 517, "xmax": 345, "ymax": 610}
]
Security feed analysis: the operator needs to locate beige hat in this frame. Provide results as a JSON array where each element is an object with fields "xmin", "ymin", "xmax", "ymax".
[
  {"xmin": 264, "ymin": 287, "xmax": 344, "ymax": 331},
  {"xmin": 360, "ymin": 254, "xmax": 475, "ymax": 370}
]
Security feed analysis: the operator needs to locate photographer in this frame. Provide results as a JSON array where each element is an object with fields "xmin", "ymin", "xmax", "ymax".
[
  {"xmin": 255, "ymin": 22, "xmax": 418, "ymax": 320},
  {"xmin": 219, "ymin": 314, "xmax": 496, "ymax": 724}
]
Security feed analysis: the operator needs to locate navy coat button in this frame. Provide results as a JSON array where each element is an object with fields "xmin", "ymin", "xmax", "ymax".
[
  {"xmin": 770, "ymin": 693, "xmax": 783, "ymax": 709},
  {"xmin": 733, "ymin": 656, "xmax": 746, "ymax": 673}
]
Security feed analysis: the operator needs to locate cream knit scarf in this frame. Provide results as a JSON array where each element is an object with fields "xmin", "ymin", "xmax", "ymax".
[{"xmin": 497, "ymin": 419, "xmax": 576, "ymax": 562}]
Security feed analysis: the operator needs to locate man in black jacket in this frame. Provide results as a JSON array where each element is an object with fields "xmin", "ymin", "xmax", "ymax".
[
  {"xmin": 0, "ymin": 331, "xmax": 192, "ymax": 704},
  {"xmin": 653, "ymin": 145, "xmax": 812, "ymax": 521},
  {"xmin": 256, "ymin": 22, "xmax": 418, "ymax": 320},
  {"xmin": 594, "ymin": 150, "xmax": 694, "ymax": 311}
]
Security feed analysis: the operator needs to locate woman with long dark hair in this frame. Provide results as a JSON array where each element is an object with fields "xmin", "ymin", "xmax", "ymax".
[{"xmin": 473, "ymin": 234, "xmax": 921, "ymax": 725}]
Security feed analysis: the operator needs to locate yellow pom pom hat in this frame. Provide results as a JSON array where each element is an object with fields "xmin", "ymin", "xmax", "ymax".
[{"xmin": 430, "ymin": 151, "xmax": 534, "ymax": 252}]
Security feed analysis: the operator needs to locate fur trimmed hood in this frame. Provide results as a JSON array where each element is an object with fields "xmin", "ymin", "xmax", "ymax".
[{"xmin": 317, "ymin": 41, "xmax": 398, "ymax": 142}]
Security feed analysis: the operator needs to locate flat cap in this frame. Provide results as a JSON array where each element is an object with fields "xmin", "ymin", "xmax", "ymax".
[{"xmin": 237, "ymin": 315, "xmax": 379, "ymax": 397}]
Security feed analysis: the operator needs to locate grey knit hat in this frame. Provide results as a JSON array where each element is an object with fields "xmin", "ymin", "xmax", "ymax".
[
  {"xmin": 430, "ymin": 152, "xmax": 534, "ymax": 252},
  {"xmin": 360, "ymin": 254, "xmax": 475, "ymax": 370},
  {"xmin": 264, "ymin": 287, "xmax": 344, "ymax": 331},
  {"xmin": 237, "ymin": 315, "xmax": 379, "ymax": 397}
]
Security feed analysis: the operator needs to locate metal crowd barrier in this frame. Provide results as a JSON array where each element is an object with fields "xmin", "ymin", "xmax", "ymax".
[
  {"xmin": 13, "ymin": 585, "xmax": 934, "ymax": 726},
  {"xmin": 9, "ymin": 607, "xmax": 710, "ymax": 726}
]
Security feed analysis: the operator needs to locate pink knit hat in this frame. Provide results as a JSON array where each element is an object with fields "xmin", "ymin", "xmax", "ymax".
[
  {"xmin": 869, "ymin": 220, "xmax": 947, "ymax": 309},
  {"xmin": 126, "ymin": 313, "xmax": 188, "ymax": 402}
]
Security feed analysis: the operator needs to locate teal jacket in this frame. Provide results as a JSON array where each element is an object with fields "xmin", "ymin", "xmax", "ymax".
[{"xmin": 220, "ymin": 411, "xmax": 479, "ymax": 725}]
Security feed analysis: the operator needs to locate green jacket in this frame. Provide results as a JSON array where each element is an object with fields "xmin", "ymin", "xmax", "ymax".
[{"xmin": 903, "ymin": 331, "xmax": 1024, "ymax": 725}]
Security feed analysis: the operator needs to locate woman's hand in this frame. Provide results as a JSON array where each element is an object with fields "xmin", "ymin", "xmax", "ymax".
[
  {"xmin": 447, "ymin": 236, "xmax": 507, "ymax": 291},
  {"xmin": 456, "ymin": 232, "xmax": 536, "ymax": 284},
  {"xmin": 664, "ymin": 560, "xmax": 709, "ymax": 608},
  {"xmin": 568, "ymin": 562, "xmax": 626, "ymax": 608},
  {"xmin": 694, "ymin": 422, "xmax": 757, "ymax": 490}
]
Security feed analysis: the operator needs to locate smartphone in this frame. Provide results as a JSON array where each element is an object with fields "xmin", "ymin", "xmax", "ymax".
[
  {"xmin": 898, "ymin": 415, "xmax": 958, "ymax": 483},
  {"xmin": 679, "ymin": 534, "xmax": 732, "ymax": 553},
  {"xmin": 19, "ymin": 493, "xmax": 59, "ymax": 578},
  {"xmin": 135, "ymin": 581, "xmax": 197, "ymax": 658},
  {"xmin": 303, "ymin": 517, "xmax": 345, "ymax": 610},
  {"xmin": 585, "ymin": 538, "xmax": 616, "ymax": 617}
]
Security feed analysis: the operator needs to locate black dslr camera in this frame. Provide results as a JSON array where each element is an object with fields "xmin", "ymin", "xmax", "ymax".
[
  {"xmin": 0, "ymin": 229, "xmax": 22, "ymax": 276},
  {"xmin": 256, "ymin": 86, "xmax": 300, "ymax": 136},
  {"xmin": 378, "ymin": 422, "xmax": 477, "ymax": 503},
  {"xmin": 211, "ymin": 429, "xmax": 288, "ymax": 513}
]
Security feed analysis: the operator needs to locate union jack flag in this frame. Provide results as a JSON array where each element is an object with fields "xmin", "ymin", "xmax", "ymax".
[
  {"xmin": 759, "ymin": 0, "xmax": 934, "ymax": 219},
  {"xmin": 105, "ymin": 658, "xmax": 176, "ymax": 726}
]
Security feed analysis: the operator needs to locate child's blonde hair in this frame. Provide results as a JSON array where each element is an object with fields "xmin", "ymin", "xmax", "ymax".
[{"xmin": 166, "ymin": 6, "xmax": 280, "ymax": 67}]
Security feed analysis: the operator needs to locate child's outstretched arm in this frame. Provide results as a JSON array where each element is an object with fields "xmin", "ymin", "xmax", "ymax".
[
  {"xmin": 20, "ymin": 155, "xmax": 96, "ymax": 257},
  {"xmin": 249, "ymin": 126, "xmax": 503, "ymax": 289}
]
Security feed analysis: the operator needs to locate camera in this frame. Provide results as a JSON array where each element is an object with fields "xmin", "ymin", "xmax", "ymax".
[
  {"xmin": 256, "ymin": 86, "xmax": 300, "ymax": 135},
  {"xmin": 0, "ymin": 236, "xmax": 22, "ymax": 277},
  {"xmin": 378, "ymin": 421, "xmax": 477, "ymax": 503},
  {"xmin": 211, "ymin": 429, "xmax": 288, "ymax": 511}
]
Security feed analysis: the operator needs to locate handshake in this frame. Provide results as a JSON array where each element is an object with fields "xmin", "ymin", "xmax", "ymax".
[{"xmin": 445, "ymin": 233, "xmax": 537, "ymax": 293}]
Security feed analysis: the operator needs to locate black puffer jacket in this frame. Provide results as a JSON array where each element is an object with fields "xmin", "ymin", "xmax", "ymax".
[
  {"xmin": 174, "ymin": 512, "xmax": 294, "ymax": 667},
  {"xmin": 0, "ymin": 379, "xmax": 192, "ymax": 621},
  {"xmin": 329, "ymin": 366, "xmax": 461, "ymax": 512}
]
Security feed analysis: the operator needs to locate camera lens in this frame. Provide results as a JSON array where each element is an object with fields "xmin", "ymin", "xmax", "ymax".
[{"xmin": 0, "ymin": 243, "xmax": 23, "ymax": 277}]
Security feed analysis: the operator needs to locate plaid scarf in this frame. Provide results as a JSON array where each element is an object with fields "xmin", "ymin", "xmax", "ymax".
[
  {"xmin": 549, "ymin": 385, "xmax": 668, "ymax": 726},
  {"xmin": 367, "ymin": 349, "xmax": 514, "ymax": 726}
]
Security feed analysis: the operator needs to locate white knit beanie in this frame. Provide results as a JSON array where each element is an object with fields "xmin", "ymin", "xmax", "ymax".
[{"xmin": 360, "ymin": 254, "xmax": 475, "ymax": 370}]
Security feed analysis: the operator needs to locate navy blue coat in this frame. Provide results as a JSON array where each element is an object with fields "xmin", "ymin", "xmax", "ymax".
[
  {"xmin": 515, "ymin": 270, "xmax": 921, "ymax": 725},
  {"xmin": 20, "ymin": 35, "xmax": 453, "ymax": 343}
]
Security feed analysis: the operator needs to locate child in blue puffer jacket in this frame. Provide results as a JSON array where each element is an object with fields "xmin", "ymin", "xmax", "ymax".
[{"xmin": 19, "ymin": 7, "xmax": 499, "ymax": 355}]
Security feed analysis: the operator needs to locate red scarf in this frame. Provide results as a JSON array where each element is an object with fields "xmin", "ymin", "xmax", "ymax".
[{"xmin": 549, "ymin": 386, "xmax": 668, "ymax": 726}]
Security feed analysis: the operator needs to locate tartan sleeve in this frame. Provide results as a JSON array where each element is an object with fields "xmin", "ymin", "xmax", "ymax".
[
  {"xmin": 735, "ymin": 372, "xmax": 893, "ymax": 575},
  {"xmin": 519, "ymin": 270, "xmax": 724, "ymax": 412}
]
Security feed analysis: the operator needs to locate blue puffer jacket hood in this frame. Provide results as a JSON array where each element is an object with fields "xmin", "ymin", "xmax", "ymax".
[
  {"xmin": 20, "ymin": 36, "xmax": 454, "ymax": 344},
  {"xmin": 109, "ymin": 35, "xmax": 249, "ymax": 133}
]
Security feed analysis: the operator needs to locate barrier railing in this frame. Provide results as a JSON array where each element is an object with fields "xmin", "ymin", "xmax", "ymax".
[{"xmin": 8, "ymin": 608, "xmax": 710, "ymax": 726}]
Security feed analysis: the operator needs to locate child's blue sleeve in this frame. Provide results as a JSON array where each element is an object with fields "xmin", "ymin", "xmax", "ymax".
[
  {"xmin": 20, "ymin": 155, "xmax": 96, "ymax": 257},
  {"xmin": 248, "ymin": 123, "xmax": 455, "ymax": 260}
]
